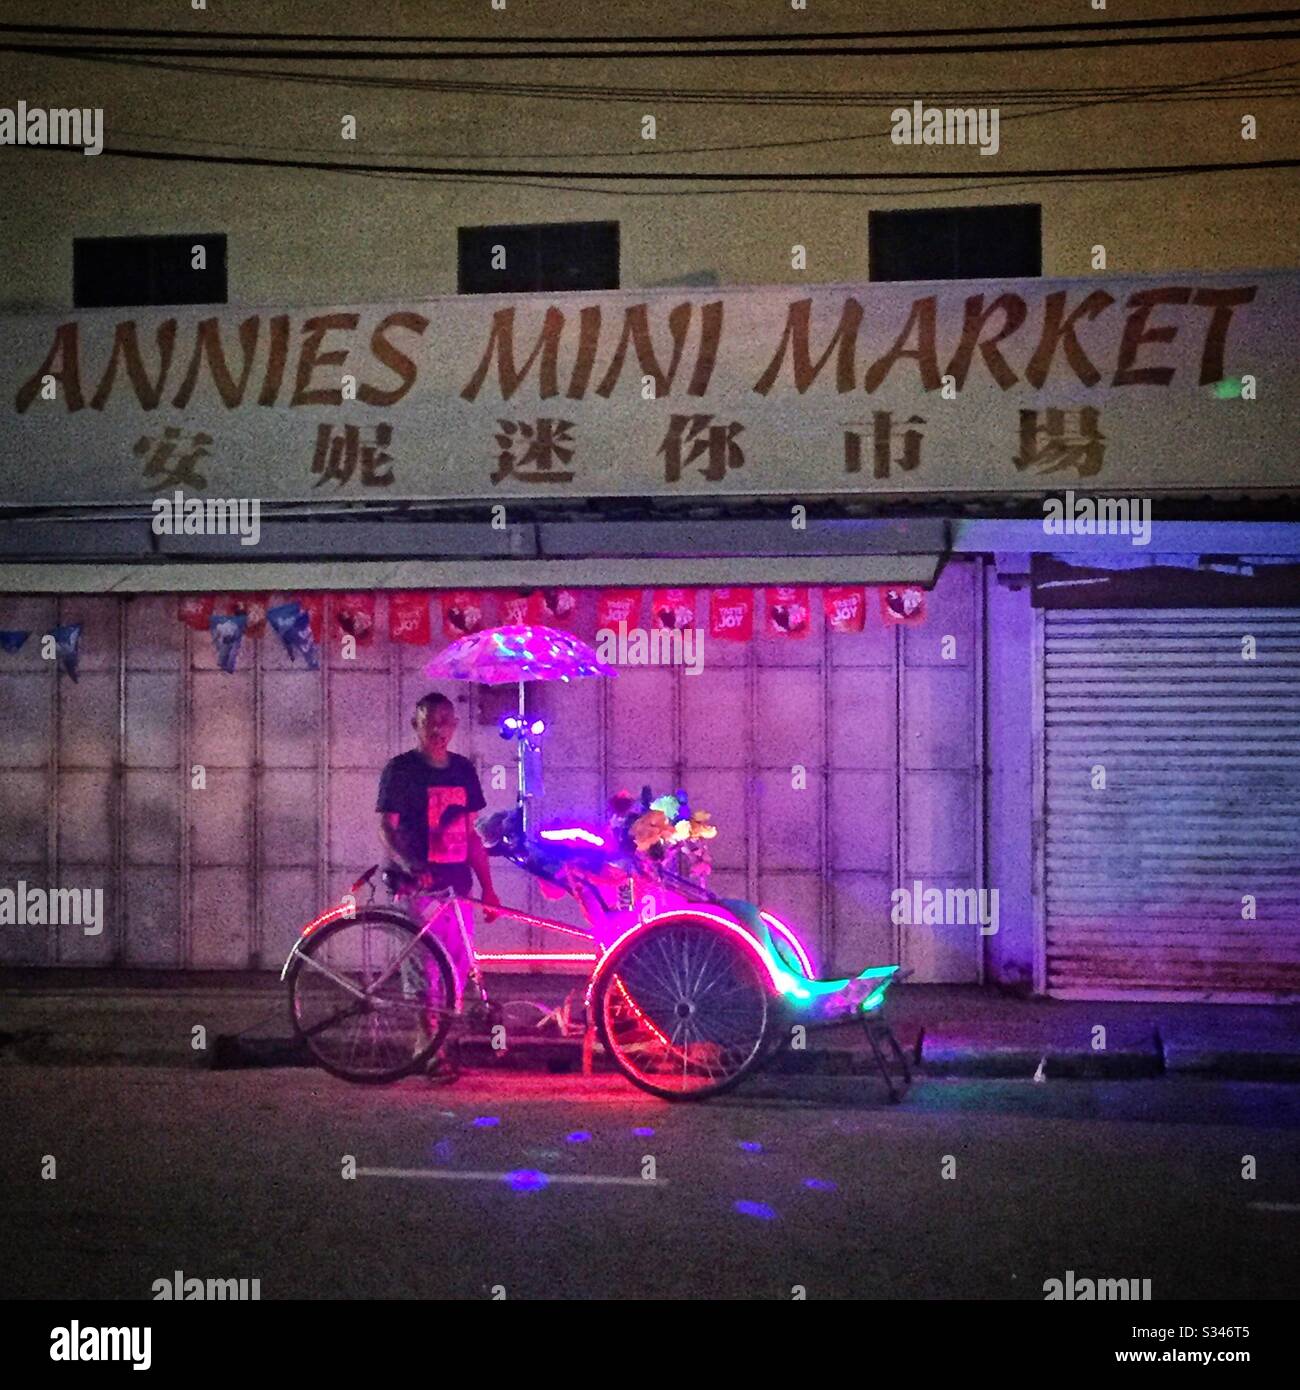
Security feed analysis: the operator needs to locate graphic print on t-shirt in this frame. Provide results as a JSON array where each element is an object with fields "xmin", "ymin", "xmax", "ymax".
[{"xmin": 426, "ymin": 785, "xmax": 469, "ymax": 863}]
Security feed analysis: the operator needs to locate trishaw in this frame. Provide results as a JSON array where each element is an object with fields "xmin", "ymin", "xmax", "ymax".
[{"xmin": 281, "ymin": 625, "xmax": 911, "ymax": 1101}]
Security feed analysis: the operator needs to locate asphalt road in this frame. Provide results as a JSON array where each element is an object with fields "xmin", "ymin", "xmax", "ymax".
[{"xmin": 2, "ymin": 1065, "xmax": 1298, "ymax": 1301}]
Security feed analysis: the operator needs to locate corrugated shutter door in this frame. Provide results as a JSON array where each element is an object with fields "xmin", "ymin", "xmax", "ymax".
[{"xmin": 1043, "ymin": 608, "xmax": 1300, "ymax": 1000}]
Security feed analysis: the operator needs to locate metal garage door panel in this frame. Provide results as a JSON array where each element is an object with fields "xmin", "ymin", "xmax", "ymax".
[
  {"xmin": 683, "ymin": 667, "xmax": 747, "ymax": 767},
  {"xmin": 124, "ymin": 770, "xmax": 181, "ymax": 864},
  {"xmin": 0, "ymin": 905, "xmax": 47, "ymax": 963},
  {"xmin": 903, "ymin": 667, "xmax": 976, "ymax": 769},
  {"xmin": 757, "ymin": 667, "xmax": 822, "ymax": 768},
  {"xmin": 329, "ymin": 769, "xmax": 382, "ymax": 869},
  {"xmin": 904, "ymin": 561, "xmax": 974, "ymax": 667},
  {"xmin": 259, "ymin": 867, "xmax": 318, "ymax": 968},
  {"xmin": 262, "ymin": 670, "xmax": 322, "ymax": 767},
  {"xmin": 190, "ymin": 866, "xmax": 251, "ymax": 967},
  {"xmin": 126, "ymin": 595, "xmax": 183, "ymax": 666},
  {"xmin": 0, "ymin": 672, "xmax": 52, "ymax": 767},
  {"xmin": 534, "ymin": 677, "xmax": 601, "ymax": 771},
  {"xmin": 829, "ymin": 770, "xmax": 893, "ymax": 872},
  {"xmin": 757, "ymin": 774, "xmax": 821, "ymax": 871},
  {"xmin": 59, "ymin": 672, "xmax": 117, "ymax": 768},
  {"xmin": 260, "ymin": 769, "xmax": 319, "ymax": 867},
  {"xmin": 0, "ymin": 769, "xmax": 48, "ymax": 859},
  {"xmin": 1043, "ymin": 608, "xmax": 1300, "ymax": 1000},
  {"xmin": 829, "ymin": 667, "xmax": 893, "ymax": 769},
  {"xmin": 59, "ymin": 881, "xmax": 115, "ymax": 964},
  {"xmin": 58, "ymin": 770, "xmax": 113, "ymax": 863},
  {"xmin": 126, "ymin": 673, "xmax": 180, "ymax": 768},
  {"xmin": 329, "ymin": 672, "xmax": 392, "ymax": 767},
  {"xmin": 192, "ymin": 671, "xmax": 254, "ymax": 767},
  {"xmin": 0, "ymin": 598, "xmax": 55, "ymax": 666},
  {"xmin": 190, "ymin": 768, "xmax": 254, "ymax": 866},
  {"xmin": 831, "ymin": 871, "xmax": 896, "ymax": 976},
  {"xmin": 610, "ymin": 667, "xmax": 675, "ymax": 767},
  {"xmin": 903, "ymin": 770, "xmax": 976, "ymax": 877},
  {"xmin": 123, "ymin": 866, "xmax": 182, "ymax": 966}
]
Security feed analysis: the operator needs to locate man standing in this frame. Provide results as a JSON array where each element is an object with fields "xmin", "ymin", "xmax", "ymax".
[{"xmin": 377, "ymin": 692, "xmax": 500, "ymax": 1002}]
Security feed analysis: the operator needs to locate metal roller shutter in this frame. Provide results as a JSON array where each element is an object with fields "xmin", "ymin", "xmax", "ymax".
[{"xmin": 1042, "ymin": 608, "xmax": 1300, "ymax": 1001}]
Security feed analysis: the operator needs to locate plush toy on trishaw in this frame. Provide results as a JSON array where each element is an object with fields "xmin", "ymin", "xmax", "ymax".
[{"xmin": 283, "ymin": 625, "xmax": 912, "ymax": 1102}]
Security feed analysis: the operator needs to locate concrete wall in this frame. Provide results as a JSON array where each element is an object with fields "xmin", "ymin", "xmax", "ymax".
[
  {"xmin": 983, "ymin": 560, "xmax": 1037, "ymax": 990},
  {"xmin": 1, "ymin": 0, "xmax": 1296, "ymax": 312},
  {"xmin": 0, "ymin": 563, "xmax": 985, "ymax": 976}
]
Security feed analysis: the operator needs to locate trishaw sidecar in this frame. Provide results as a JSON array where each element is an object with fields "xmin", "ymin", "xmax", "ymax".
[{"xmin": 283, "ymin": 794, "xmax": 911, "ymax": 1102}]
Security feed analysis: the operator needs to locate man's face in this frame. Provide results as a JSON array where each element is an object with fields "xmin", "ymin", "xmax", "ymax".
[{"xmin": 414, "ymin": 702, "xmax": 457, "ymax": 757}]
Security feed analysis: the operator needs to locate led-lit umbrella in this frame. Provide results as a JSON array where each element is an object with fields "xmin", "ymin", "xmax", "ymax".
[{"xmin": 424, "ymin": 625, "xmax": 617, "ymax": 828}]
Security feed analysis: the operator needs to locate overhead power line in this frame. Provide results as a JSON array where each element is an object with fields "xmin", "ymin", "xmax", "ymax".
[
  {"xmin": 22, "ymin": 44, "xmax": 1300, "ymax": 109},
  {"xmin": 2, "ymin": 9, "xmax": 1298, "ymax": 45},
  {"xmin": 3, "ymin": 24, "xmax": 1300, "ymax": 63},
  {"xmin": 20, "ymin": 142, "xmax": 1298, "ymax": 186},
  {"xmin": 102, "ymin": 63, "xmax": 1299, "ymax": 164}
]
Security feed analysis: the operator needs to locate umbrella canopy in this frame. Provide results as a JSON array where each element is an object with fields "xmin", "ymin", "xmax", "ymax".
[{"xmin": 423, "ymin": 624, "xmax": 618, "ymax": 685}]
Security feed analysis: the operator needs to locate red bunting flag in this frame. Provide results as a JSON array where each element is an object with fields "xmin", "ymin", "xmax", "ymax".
[
  {"xmin": 651, "ymin": 588, "xmax": 697, "ymax": 631},
  {"xmin": 497, "ymin": 590, "xmax": 533, "ymax": 626},
  {"xmin": 226, "ymin": 592, "xmax": 269, "ymax": 638},
  {"xmin": 526, "ymin": 588, "xmax": 578, "ymax": 627},
  {"xmin": 823, "ymin": 586, "xmax": 867, "ymax": 633},
  {"xmin": 334, "ymin": 592, "xmax": 376, "ymax": 645},
  {"xmin": 879, "ymin": 585, "xmax": 928, "ymax": 626},
  {"xmin": 597, "ymin": 589, "xmax": 642, "ymax": 630},
  {"xmin": 709, "ymin": 588, "xmax": 754, "ymax": 641},
  {"xmin": 765, "ymin": 586, "xmax": 811, "ymax": 638},
  {"xmin": 388, "ymin": 591, "xmax": 432, "ymax": 646},
  {"xmin": 177, "ymin": 595, "xmax": 215, "ymax": 632},
  {"xmin": 441, "ymin": 591, "xmax": 486, "ymax": 638},
  {"xmin": 295, "ymin": 594, "xmax": 325, "ymax": 641}
]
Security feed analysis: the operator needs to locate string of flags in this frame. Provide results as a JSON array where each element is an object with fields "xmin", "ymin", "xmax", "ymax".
[
  {"xmin": 1, "ymin": 586, "xmax": 928, "ymax": 677},
  {"xmin": 0, "ymin": 624, "xmax": 82, "ymax": 679}
]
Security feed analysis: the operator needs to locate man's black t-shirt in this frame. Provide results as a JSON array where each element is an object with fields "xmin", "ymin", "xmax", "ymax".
[{"xmin": 376, "ymin": 750, "xmax": 487, "ymax": 894}]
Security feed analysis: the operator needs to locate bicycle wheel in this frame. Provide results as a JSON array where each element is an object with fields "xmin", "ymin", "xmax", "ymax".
[
  {"xmin": 594, "ymin": 917, "xmax": 772, "ymax": 1101},
  {"xmin": 287, "ymin": 911, "xmax": 455, "ymax": 1084}
]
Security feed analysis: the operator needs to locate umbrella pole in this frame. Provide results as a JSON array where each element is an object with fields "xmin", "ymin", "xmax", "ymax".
[{"xmin": 517, "ymin": 679, "xmax": 528, "ymax": 833}]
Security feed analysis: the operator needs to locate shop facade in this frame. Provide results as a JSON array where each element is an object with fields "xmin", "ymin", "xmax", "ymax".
[{"xmin": 1, "ymin": 271, "xmax": 1297, "ymax": 998}]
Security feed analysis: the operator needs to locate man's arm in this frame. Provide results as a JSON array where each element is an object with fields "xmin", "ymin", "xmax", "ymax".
[
  {"xmin": 378, "ymin": 812, "xmax": 421, "ymax": 875},
  {"xmin": 466, "ymin": 824, "xmax": 496, "ymax": 897}
]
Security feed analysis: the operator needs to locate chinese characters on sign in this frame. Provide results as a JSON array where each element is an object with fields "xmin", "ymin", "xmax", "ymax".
[
  {"xmin": 134, "ymin": 426, "xmax": 211, "ymax": 490},
  {"xmin": 8, "ymin": 274, "xmax": 1275, "ymax": 506},
  {"xmin": 311, "ymin": 423, "xmax": 395, "ymax": 487},
  {"xmin": 1013, "ymin": 408, "xmax": 1105, "ymax": 477},
  {"xmin": 492, "ymin": 418, "xmax": 575, "ymax": 484}
]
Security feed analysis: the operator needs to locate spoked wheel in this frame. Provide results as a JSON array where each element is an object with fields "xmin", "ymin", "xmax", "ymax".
[
  {"xmin": 594, "ymin": 918, "xmax": 773, "ymax": 1101},
  {"xmin": 287, "ymin": 912, "xmax": 455, "ymax": 1083}
]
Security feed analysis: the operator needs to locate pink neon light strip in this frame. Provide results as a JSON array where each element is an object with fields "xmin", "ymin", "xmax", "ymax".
[
  {"xmin": 452, "ymin": 898, "xmax": 595, "ymax": 941},
  {"xmin": 592, "ymin": 909, "xmax": 785, "ymax": 993},
  {"xmin": 478, "ymin": 951, "xmax": 598, "ymax": 963},
  {"xmin": 759, "ymin": 909, "xmax": 815, "ymax": 978}
]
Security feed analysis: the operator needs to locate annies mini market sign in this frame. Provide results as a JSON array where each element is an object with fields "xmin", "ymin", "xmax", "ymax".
[{"xmin": 0, "ymin": 271, "xmax": 1293, "ymax": 506}]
